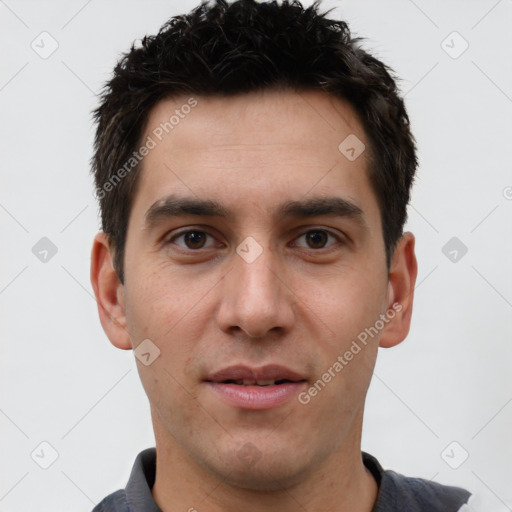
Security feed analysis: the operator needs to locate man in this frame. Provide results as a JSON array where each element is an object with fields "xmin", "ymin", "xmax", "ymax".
[{"xmin": 90, "ymin": 0, "xmax": 473, "ymax": 510}]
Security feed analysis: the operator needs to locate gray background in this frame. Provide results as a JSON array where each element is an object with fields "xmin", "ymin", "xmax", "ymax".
[{"xmin": 1, "ymin": 0, "xmax": 511, "ymax": 510}]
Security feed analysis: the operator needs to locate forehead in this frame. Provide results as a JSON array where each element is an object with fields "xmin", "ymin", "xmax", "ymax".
[
  {"xmin": 130, "ymin": 89, "xmax": 379, "ymax": 227},
  {"xmin": 146, "ymin": 88, "xmax": 364, "ymax": 157}
]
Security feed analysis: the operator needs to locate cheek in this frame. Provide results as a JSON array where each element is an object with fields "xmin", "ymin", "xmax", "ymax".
[
  {"xmin": 296, "ymin": 265, "xmax": 386, "ymax": 343},
  {"xmin": 295, "ymin": 266, "xmax": 385, "ymax": 405},
  {"xmin": 124, "ymin": 261, "xmax": 206, "ymax": 338},
  {"xmin": 124, "ymin": 265, "xmax": 217, "ymax": 392}
]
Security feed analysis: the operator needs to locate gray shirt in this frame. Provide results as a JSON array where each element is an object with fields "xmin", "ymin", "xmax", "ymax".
[{"xmin": 92, "ymin": 448, "xmax": 471, "ymax": 511}]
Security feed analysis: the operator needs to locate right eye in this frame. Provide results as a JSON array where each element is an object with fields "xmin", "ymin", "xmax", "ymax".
[{"xmin": 166, "ymin": 229, "xmax": 217, "ymax": 251}]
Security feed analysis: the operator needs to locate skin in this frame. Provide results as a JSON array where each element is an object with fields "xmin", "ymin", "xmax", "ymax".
[{"xmin": 91, "ymin": 89, "xmax": 417, "ymax": 512}]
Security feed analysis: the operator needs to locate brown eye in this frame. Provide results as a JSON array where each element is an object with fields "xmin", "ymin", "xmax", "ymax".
[
  {"xmin": 294, "ymin": 229, "xmax": 341, "ymax": 250},
  {"xmin": 305, "ymin": 230, "xmax": 328, "ymax": 249},
  {"xmin": 169, "ymin": 230, "xmax": 216, "ymax": 250},
  {"xmin": 184, "ymin": 231, "xmax": 207, "ymax": 249}
]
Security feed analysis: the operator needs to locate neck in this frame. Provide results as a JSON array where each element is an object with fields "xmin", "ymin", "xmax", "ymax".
[{"xmin": 151, "ymin": 409, "xmax": 378, "ymax": 512}]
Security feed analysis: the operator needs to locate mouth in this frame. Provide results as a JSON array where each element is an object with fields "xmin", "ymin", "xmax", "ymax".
[
  {"xmin": 215, "ymin": 378, "xmax": 300, "ymax": 386},
  {"xmin": 204, "ymin": 364, "xmax": 308, "ymax": 410}
]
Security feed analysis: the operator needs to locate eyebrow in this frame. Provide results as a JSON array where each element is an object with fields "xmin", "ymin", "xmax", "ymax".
[{"xmin": 144, "ymin": 194, "xmax": 366, "ymax": 229}]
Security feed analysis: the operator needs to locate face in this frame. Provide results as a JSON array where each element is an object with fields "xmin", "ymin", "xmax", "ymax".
[{"xmin": 92, "ymin": 89, "xmax": 415, "ymax": 491}]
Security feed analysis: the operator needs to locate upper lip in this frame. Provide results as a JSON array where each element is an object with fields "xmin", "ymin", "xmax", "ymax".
[{"xmin": 205, "ymin": 364, "xmax": 307, "ymax": 383}]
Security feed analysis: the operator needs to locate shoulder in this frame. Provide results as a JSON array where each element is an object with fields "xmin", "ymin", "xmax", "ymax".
[
  {"xmin": 363, "ymin": 452, "xmax": 472, "ymax": 512},
  {"xmin": 381, "ymin": 470, "xmax": 471, "ymax": 511},
  {"xmin": 90, "ymin": 448, "xmax": 158, "ymax": 512},
  {"xmin": 91, "ymin": 490, "xmax": 128, "ymax": 512}
]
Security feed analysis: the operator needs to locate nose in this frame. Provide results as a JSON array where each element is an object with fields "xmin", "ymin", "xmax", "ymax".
[{"xmin": 216, "ymin": 242, "xmax": 295, "ymax": 339}]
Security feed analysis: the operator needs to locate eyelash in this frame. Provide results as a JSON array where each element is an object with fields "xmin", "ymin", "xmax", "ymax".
[{"xmin": 165, "ymin": 228, "xmax": 344, "ymax": 252}]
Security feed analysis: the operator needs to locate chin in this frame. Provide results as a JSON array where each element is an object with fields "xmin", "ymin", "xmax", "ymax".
[
  {"xmin": 222, "ymin": 460, "xmax": 307, "ymax": 492},
  {"xmin": 205, "ymin": 441, "xmax": 315, "ymax": 492}
]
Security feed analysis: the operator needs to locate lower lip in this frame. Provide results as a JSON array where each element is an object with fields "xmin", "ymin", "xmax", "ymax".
[{"xmin": 205, "ymin": 382, "xmax": 307, "ymax": 410}]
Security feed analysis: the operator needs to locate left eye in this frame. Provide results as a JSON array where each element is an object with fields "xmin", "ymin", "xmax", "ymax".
[
  {"xmin": 169, "ymin": 230, "xmax": 217, "ymax": 250},
  {"xmin": 293, "ymin": 229, "xmax": 341, "ymax": 249}
]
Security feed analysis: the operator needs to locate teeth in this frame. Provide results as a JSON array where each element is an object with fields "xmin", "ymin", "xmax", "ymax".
[
  {"xmin": 236, "ymin": 379, "xmax": 276, "ymax": 386},
  {"xmin": 256, "ymin": 379, "xmax": 275, "ymax": 386}
]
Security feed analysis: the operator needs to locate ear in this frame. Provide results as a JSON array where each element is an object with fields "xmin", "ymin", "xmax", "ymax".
[
  {"xmin": 379, "ymin": 232, "xmax": 418, "ymax": 349},
  {"xmin": 90, "ymin": 232, "xmax": 132, "ymax": 350}
]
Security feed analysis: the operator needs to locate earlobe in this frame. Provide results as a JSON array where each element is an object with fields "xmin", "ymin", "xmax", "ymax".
[
  {"xmin": 90, "ymin": 232, "xmax": 132, "ymax": 350},
  {"xmin": 379, "ymin": 232, "xmax": 418, "ymax": 349}
]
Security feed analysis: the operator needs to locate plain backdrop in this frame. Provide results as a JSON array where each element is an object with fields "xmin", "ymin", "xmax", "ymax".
[{"xmin": 1, "ymin": 0, "xmax": 511, "ymax": 510}]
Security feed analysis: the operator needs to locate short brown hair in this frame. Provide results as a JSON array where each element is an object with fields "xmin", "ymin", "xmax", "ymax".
[{"xmin": 91, "ymin": 0, "xmax": 417, "ymax": 283}]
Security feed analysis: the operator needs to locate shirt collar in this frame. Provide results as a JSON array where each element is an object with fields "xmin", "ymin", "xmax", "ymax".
[
  {"xmin": 125, "ymin": 448, "xmax": 384, "ymax": 511},
  {"xmin": 125, "ymin": 448, "xmax": 162, "ymax": 512}
]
